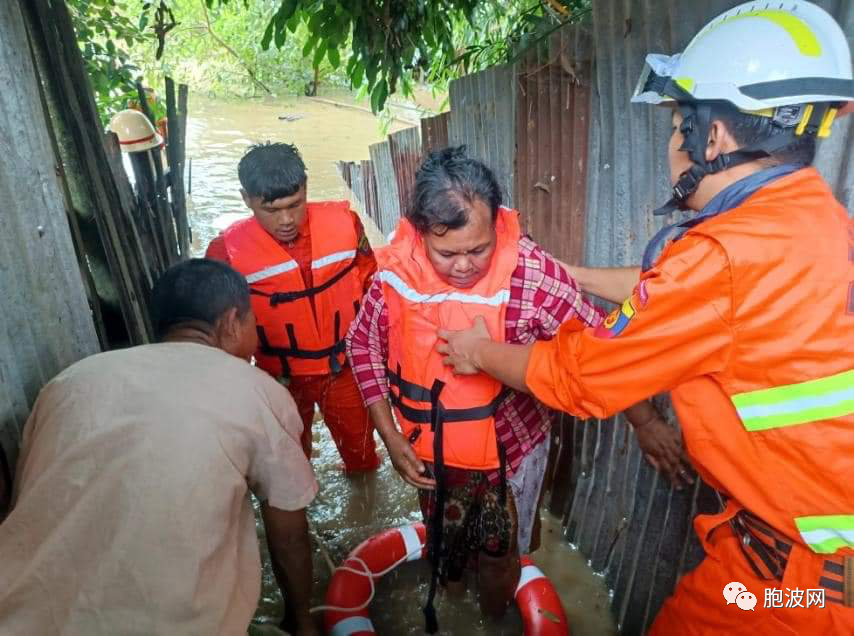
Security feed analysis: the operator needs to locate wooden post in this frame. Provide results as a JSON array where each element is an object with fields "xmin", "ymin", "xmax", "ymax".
[
  {"xmin": 23, "ymin": 0, "xmax": 152, "ymax": 344},
  {"xmin": 165, "ymin": 77, "xmax": 189, "ymax": 258},
  {"xmin": 0, "ymin": 0, "xmax": 100, "ymax": 477},
  {"xmin": 136, "ymin": 81, "xmax": 178, "ymax": 264}
]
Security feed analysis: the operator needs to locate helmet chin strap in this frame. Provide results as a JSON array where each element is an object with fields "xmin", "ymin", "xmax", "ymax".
[{"xmin": 653, "ymin": 103, "xmax": 802, "ymax": 216}]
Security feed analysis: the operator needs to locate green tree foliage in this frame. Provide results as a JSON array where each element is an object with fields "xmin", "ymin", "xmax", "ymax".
[
  {"xmin": 68, "ymin": 0, "xmax": 153, "ymax": 124},
  {"xmin": 130, "ymin": 1, "xmax": 350, "ymax": 99},
  {"xmin": 244, "ymin": 0, "xmax": 591, "ymax": 111},
  {"xmin": 70, "ymin": 0, "xmax": 591, "ymax": 122}
]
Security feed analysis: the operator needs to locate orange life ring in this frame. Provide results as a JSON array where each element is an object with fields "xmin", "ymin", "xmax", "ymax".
[{"xmin": 323, "ymin": 523, "xmax": 570, "ymax": 635}]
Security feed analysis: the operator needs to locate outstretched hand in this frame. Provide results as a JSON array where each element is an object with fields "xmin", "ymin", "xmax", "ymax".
[
  {"xmin": 635, "ymin": 416, "xmax": 694, "ymax": 490},
  {"xmin": 384, "ymin": 431, "xmax": 436, "ymax": 490},
  {"xmin": 436, "ymin": 315, "xmax": 492, "ymax": 375}
]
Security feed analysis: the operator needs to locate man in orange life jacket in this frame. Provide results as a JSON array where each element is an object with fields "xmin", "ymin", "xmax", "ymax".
[
  {"xmin": 439, "ymin": 2, "xmax": 854, "ymax": 633},
  {"xmin": 206, "ymin": 142, "xmax": 379, "ymax": 473},
  {"xmin": 347, "ymin": 146, "xmax": 681, "ymax": 631}
]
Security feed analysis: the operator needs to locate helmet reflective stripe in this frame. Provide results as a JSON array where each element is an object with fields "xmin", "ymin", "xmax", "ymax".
[
  {"xmin": 108, "ymin": 109, "xmax": 164, "ymax": 154},
  {"xmin": 690, "ymin": 9, "xmax": 822, "ymax": 58},
  {"xmin": 631, "ymin": 0, "xmax": 854, "ymax": 111}
]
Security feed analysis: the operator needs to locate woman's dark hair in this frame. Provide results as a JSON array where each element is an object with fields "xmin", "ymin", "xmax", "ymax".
[
  {"xmin": 407, "ymin": 145, "xmax": 502, "ymax": 234},
  {"xmin": 711, "ymin": 102, "xmax": 817, "ymax": 166},
  {"xmin": 238, "ymin": 141, "xmax": 307, "ymax": 202},
  {"xmin": 150, "ymin": 258, "xmax": 250, "ymax": 339}
]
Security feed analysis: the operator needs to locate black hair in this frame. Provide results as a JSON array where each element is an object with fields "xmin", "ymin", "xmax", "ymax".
[
  {"xmin": 407, "ymin": 145, "xmax": 502, "ymax": 235},
  {"xmin": 237, "ymin": 141, "xmax": 307, "ymax": 202},
  {"xmin": 150, "ymin": 258, "xmax": 250, "ymax": 340},
  {"xmin": 711, "ymin": 102, "xmax": 817, "ymax": 166}
]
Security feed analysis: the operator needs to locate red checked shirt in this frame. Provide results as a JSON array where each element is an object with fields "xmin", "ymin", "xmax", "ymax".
[{"xmin": 346, "ymin": 235, "xmax": 604, "ymax": 483}]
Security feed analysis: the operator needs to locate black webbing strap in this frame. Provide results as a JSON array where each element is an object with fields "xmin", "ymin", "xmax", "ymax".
[
  {"xmin": 388, "ymin": 365, "xmax": 433, "ymax": 403},
  {"xmin": 256, "ymin": 326, "xmax": 290, "ymax": 378},
  {"xmin": 498, "ymin": 441, "xmax": 508, "ymax": 507},
  {"xmin": 256, "ymin": 325, "xmax": 346, "ymax": 361},
  {"xmin": 389, "ymin": 389, "xmax": 509, "ymax": 425},
  {"xmin": 387, "ymin": 367, "xmax": 510, "ymax": 425},
  {"xmin": 729, "ymin": 511, "xmax": 786, "ymax": 581},
  {"xmin": 329, "ymin": 311, "xmax": 343, "ymax": 375},
  {"xmin": 250, "ymin": 258, "xmax": 357, "ymax": 307},
  {"xmin": 423, "ymin": 379, "xmax": 446, "ymax": 634}
]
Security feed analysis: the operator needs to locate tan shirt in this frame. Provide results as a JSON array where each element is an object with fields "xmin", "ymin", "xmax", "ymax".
[{"xmin": 0, "ymin": 343, "xmax": 317, "ymax": 635}]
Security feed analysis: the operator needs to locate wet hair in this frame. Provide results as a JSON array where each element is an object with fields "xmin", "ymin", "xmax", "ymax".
[
  {"xmin": 710, "ymin": 102, "xmax": 816, "ymax": 166},
  {"xmin": 407, "ymin": 146, "xmax": 502, "ymax": 235},
  {"xmin": 238, "ymin": 141, "xmax": 307, "ymax": 202},
  {"xmin": 150, "ymin": 258, "xmax": 250, "ymax": 340}
]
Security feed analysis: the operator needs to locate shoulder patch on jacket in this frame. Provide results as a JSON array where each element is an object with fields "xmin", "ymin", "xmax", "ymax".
[{"xmin": 594, "ymin": 297, "xmax": 637, "ymax": 339}]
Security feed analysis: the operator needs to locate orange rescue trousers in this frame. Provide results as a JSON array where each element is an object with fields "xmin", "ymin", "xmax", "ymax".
[
  {"xmin": 650, "ymin": 522, "xmax": 853, "ymax": 635},
  {"xmin": 288, "ymin": 365, "xmax": 380, "ymax": 473}
]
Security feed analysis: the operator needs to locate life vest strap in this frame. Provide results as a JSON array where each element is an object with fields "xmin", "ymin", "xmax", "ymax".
[
  {"xmin": 250, "ymin": 257, "xmax": 357, "ymax": 307},
  {"xmin": 387, "ymin": 369, "xmax": 510, "ymax": 424},
  {"xmin": 387, "ymin": 367, "xmax": 433, "ymax": 403},
  {"xmin": 389, "ymin": 391, "xmax": 509, "ymax": 424},
  {"xmin": 256, "ymin": 325, "xmax": 346, "ymax": 360}
]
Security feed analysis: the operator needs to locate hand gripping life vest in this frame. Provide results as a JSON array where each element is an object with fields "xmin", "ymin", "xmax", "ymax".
[
  {"xmin": 668, "ymin": 168, "xmax": 854, "ymax": 561},
  {"xmin": 223, "ymin": 201, "xmax": 363, "ymax": 378},
  {"xmin": 376, "ymin": 207, "xmax": 521, "ymax": 471}
]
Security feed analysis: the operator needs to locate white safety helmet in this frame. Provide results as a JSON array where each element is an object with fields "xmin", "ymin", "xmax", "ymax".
[
  {"xmin": 632, "ymin": 0, "xmax": 853, "ymax": 112},
  {"xmin": 109, "ymin": 109, "xmax": 164, "ymax": 153},
  {"xmin": 631, "ymin": 0, "xmax": 853, "ymax": 213}
]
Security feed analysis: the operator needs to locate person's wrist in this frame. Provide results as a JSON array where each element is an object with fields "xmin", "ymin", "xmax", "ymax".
[
  {"xmin": 471, "ymin": 340, "xmax": 487, "ymax": 371},
  {"xmin": 377, "ymin": 424, "xmax": 402, "ymax": 447},
  {"xmin": 631, "ymin": 413, "xmax": 662, "ymax": 430}
]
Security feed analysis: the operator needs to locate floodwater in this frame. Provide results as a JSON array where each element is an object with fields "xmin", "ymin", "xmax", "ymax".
[
  {"xmin": 185, "ymin": 93, "xmax": 408, "ymax": 251},
  {"xmin": 185, "ymin": 94, "xmax": 616, "ymax": 635}
]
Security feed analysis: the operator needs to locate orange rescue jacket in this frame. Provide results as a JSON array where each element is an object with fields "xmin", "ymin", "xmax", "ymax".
[
  {"xmin": 527, "ymin": 168, "xmax": 854, "ymax": 557},
  {"xmin": 377, "ymin": 208, "xmax": 521, "ymax": 470},
  {"xmin": 223, "ymin": 201, "xmax": 364, "ymax": 378}
]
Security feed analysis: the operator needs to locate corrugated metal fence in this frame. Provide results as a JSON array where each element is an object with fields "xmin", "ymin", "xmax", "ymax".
[
  {"xmin": 336, "ymin": 2, "xmax": 853, "ymax": 633},
  {"xmin": 575, "ymin": 2, "xmax": 853, "ymax": 633},
  {"xmin": 0, "ymin": 1, "xmax": 99, "ymax": 509}
]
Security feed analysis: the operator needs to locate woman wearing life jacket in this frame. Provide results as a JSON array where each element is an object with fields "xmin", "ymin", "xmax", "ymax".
[
  {"xmin": 439, "ymin": 2, "xmax": 854, "ymax": 633},
  {"xmin": 346, "ymin": 146, "xmax": 678, "ymax": 632}
]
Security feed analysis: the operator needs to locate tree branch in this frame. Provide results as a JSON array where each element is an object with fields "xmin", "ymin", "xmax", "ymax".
[{"xmin": 200, "ymin": 0, "xmax": 272, "ymax": 95}]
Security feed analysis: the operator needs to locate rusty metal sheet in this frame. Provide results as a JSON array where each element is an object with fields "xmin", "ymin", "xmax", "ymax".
[
  {"xmin": 369, "ymin": 140, "xmax": 401, "ymax": 237},
  {"xmin": 516, "ymin": 24, "xmax": 592, "ymax": 263},
  {"xmin": 337, "ymin": 159, "xmax": 381, "ymax": 231},
  {"xmin": 447, "ymin": 63, "xmax": 517, "ymax": 205},
  {"xmin": 388, "ymin": 126, "xmax": 422, "ymax": 218},
  {"xmin": 420, "ymin": 112, "xmax": 450, "ymax": 156},
  {"xmin": 554, "ymin": 2, "xmax": 853, "ymax": 634}
]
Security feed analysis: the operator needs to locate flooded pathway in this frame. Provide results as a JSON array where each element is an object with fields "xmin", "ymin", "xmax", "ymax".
[{"xmin": 185, "ymin": 94, "xmax": 615, "ymax": 635}]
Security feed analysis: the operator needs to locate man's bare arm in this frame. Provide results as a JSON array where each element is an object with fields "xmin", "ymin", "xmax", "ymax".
[
  {"xmin": 261, "ymin": 504, "xmax": 318, "ymax": 636},
  {"xmin": 558, "ymin": 262, "xmax": 640, "ymax": 304}
]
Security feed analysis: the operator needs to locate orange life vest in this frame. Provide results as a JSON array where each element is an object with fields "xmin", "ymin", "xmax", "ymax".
[
  {"xmin": 376, "ymin": 207, "xmax": 521, "ymax": 470},
  {"xmin": 223, "ymin": 201, "xmax": 363, "ymax": 378},
  {"xmin": 667, "ymin": 168, "xmax": 854, "ymax": 557}
]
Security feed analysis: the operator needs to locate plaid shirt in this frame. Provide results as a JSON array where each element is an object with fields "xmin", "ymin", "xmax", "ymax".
[{"xmin": 346, "ymin": 235, "xmax": 604, "ymax": 483}]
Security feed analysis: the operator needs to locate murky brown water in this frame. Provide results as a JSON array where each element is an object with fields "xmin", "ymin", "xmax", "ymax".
[
  {"xmin": 185, "ymin": 93, "xmax": 406, "ymax": 252},
  {"xmin": 186, "ymin": 94, "xmax": 615, "ymax": 635}
]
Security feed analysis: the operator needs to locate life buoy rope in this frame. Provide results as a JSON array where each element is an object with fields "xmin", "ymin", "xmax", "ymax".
[{"xmin": 321, "ymin": 523, "xmax": 570, "ymax": 635}]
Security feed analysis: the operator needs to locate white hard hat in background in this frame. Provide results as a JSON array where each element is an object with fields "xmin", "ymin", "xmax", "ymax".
[{"xmin": 109, "ymin": 109, "xmax": 164, "ymax": 153}]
